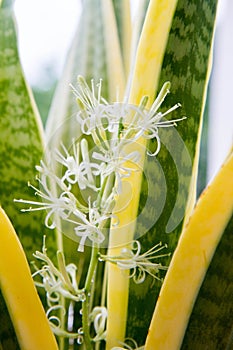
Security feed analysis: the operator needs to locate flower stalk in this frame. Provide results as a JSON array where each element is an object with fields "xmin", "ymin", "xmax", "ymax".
[{"xmin": 82, "ymin": 244, "xmax": 99, "ymax": 349}]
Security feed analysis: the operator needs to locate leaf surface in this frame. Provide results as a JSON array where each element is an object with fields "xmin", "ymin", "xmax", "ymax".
[
  {"xmin": 0, "ymin": 291, "xmax": 20, "ymax": 350},
  {"xmin": 182, "ymin": 213, "xmax": 233, "ymax": 349},
  {"xmin": 0, "ymin": 3, "xmax": 55, "ymax": 261},
  {"xmin": 126, "ymin": 0, "xmax": 218, "ymax": 344},
  {"xmin": 144, "ymin": 150, "xmax": 233, "ymax": 349}
]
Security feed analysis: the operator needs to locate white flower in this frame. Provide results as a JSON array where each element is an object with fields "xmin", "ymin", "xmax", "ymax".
[
  {"xmin": 14, "ymin": 145, "xmax": 112, "ymax": 252},
  {"xmin": 93, "ymin": 144, "xmax": 140, "ymax": 192},
  {"xmin": 102, "ymin": 102, "xmax": 131, "ymax": 133},
  {"xmin": 77, "ymin": 104, "xmax": 108, "ymax": 136},
  {"xmin": 123, "ymin": 82, "xmax": 185, "ymax": 155},
  {"xmin": 111, "ymin": 338, "xmax": 143, "ymax": 350},
  {"xmin": 72, "ymin": 78, "xmax": 129, "ymax": 141},
  {"xmin": 73, "ymin": 76, "xmax": 185, "ymax": 159},
  {"xmin": 32, "ymin": 238, "xmax": 85, "ymax": 304},
  {"xmin": 100, "ymin": 240, "xmax": 169, "ymax": 284},
  {"xmin": 71, "ymin": 76, "xmax": 108, "ymax": 136},
  {"xmin": 15, "ymin": 184, "xmax": 79, "ymax": 230},
  {"xmin": 15, "ymin": 159, "xmax": 87, "ymax": 229},
  {"xmin": 74, "ymin": 199, "xmax": 111, "ymax": 252},
  {"xmin": 89, "ymin": 306, "xmax": 108, "ymax": 341},
  {"xmin": 73, "ymin": 76, "xmax": 127, "ymax": 137},
  {"xmin": 55, "ymin": 140, "xmax": 101, "ymax": 191},
  {"xmin": 72, "ymin": 75, "xmax": 107, "ymax": 113}
]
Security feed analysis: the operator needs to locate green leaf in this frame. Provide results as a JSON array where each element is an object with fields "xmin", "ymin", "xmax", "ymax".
[
  {"xmin": 182, "ymin": 213, "xmax": 233, "ymax": 349},
  {"xmin": 0, "ymin": 291, "xmax": 19, "ymax": 350},
  {"xmin": 0, "ymin": 0, "xmax": 14, "ymax": 9},
  {"xmin": 0, "ymin": 7, "xmax": 56, "ymax": 260},
  {"xmin": 46, "ymin": 0, "xmax": 126, "ymax": 148},
  {"xmin": 126, "ymin": 0, "xmax": 218, "ymax": 344},
  {"xmin": 112, "ymin": 0, "xmax": 131, "ymax": 75},
  {"xmin": 143, "ymin": 149, "xmax": 233, "ymax": 349},
  {"xmin": 46, "ymin": 0, "xmax": 110, "ymax": 149},
  {"xmin": 106, "ymin": 1, "xmax": 179, "ymax": 346}
]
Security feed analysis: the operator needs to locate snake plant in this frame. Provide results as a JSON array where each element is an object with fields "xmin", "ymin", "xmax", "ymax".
[{"xmin": 1, "ymin": 0, "xmax": 232, "ymax": 350}]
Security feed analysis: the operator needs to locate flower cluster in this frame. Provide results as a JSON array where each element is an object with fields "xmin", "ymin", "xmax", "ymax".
[
  {"xmin": 15, "ymin": 76, "xmax": 185, "ymax": 348},
  {"xmin": 15, "ymin": 76, "xmax": 183, "ymax": 253},
  {"xmin": 32, "ymin": 240, "xmax": 84, "ymax": 304},
  {"xmin": 15, "ymin": 141, "xmax": 113, "ymax": 252},
  {"xmin": 32, "ymin": 237, "xmax": 108, "ymax": 343},
  {"xmin": 73, "ymin": 77, "xmax": 184, "ymax": 157}
]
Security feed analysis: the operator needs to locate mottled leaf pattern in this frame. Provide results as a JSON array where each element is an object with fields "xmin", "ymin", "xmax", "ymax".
[
  {"xmin": 182, "ymin": 214, "xmax": 233, "ymax": 349},
  {"xmin": 0, "ymin": 291, "xmax": 19, "ymax": 350},
  {"xmin": 126, "ymin": 0, "xmax": 218, "ymax": 344},
  {"xmin": 0, "ymin": 5, "xmax": 56, "ymax": 261},
  {"xmin": 0, "ymin": 6, "xmax": 57, "ymax": 349}
]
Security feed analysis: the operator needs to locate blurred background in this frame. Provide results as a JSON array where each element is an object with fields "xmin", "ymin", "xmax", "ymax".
[{"xmin": 14, "ymin": 0, "xmax": 233, "ymax": 195}]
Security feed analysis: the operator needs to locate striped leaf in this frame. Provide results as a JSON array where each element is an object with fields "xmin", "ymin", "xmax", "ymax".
[
  {"xmin": 106, "ymin": 1, "xmax": 178, "ymax": 347},
  {"xmin": 0, "ymin": 290, "xmax": 20, "ymax": 350},
  {"xmin": 0, "ymin": 4, "xmax": 58, "ymax": 348},
  {"xmin": 126, "ymin": 0, "xmax": 218, "ymax": 344},
  {"xmin": 0, "ymin": 2, "xmax": 56, "ymax": 261},
  {"xmin": 182, "ymin": 213, "xmax": 233, "ymax": 349},
  {"xmin": 144, "ymin": 149, "xmax": 233, "ymax": 349},
  {"xmin": 0, "ymin": 207, "xmax": 58, "ymax": 350},
  {"xmin": 112, "ymin": 0, "xmax": 131, "ymax": 75}
]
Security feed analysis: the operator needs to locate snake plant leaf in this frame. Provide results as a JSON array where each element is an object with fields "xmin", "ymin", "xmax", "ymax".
[
  {"xmin": 106, "ymin": 1, "xmax": 178, "ymax": 347},
  {"xmin": 112, "ymin": 0, "xmax": 131, "ymax": 76},
  {"xmin": 0, "ymin": 207, "xmax": 59, "ymax": 350},
  {"xmin": 126, "ymin": 0, "xmax": 218, "ymax": 344},
  {"xmin": 0, "ymin": 291, "xmax": 19, "ymax": 350},
  {"xmin": 45, "ymin": 0, "xmax": 126, "ymax": 150},
  {"xmin": 144, "ymin": 149, "xmax": 233, "ymax": 349},
  {"xmin": 182, "ymin": 213, "xmax": 233, "ymax": 349},
  {"xmin": 46, "ymin": 0, "xmax": 109, "ymax": 148},
  {"xmin": 129, "ymin": 0, "xmax": 150, "ymax": 58},
  {"xmin": 0, "ymin": 2, "xmax": 56, "ymax": 260},
  {"xmin": 126, "ymin": 0, "xmax": 150, "ymax": 97}
]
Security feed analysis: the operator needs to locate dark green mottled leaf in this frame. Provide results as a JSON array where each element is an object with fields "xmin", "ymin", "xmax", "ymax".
[
  {"xmin": 0, "ymin": 7, "xmax": 56, "ymax": 260},
  {"xmin": 181, "ymin": 214, "xmax": 233, "ymax": 349},
  {"xmin": 0, "ymin": 291, "xmax": 19, "ymax": 350},
  {"xmin": 126, "ymin": 0, "xmax": 218, "ymax": 344}
]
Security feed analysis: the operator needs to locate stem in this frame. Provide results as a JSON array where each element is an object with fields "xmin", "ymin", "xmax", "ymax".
[
  {"xmin": 50, "ymin": 170, "xmax": 65, "ymax": 350},
  {"xmin": 82, "ymin": 244, "xmax": 99, "ymax": 349}
]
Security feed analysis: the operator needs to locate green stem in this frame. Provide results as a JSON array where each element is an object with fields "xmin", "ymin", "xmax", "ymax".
[{"xmin": 82, "ymin": 244, "xmax": 99, "ymax": 349}]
